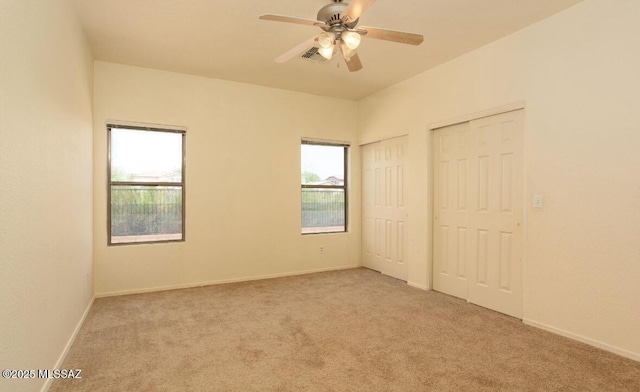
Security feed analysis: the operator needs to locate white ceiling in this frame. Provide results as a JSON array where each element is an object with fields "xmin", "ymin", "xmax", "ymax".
[{"xmin": 73, "ymin": 0, "xmax": 582, "ymax": 100}]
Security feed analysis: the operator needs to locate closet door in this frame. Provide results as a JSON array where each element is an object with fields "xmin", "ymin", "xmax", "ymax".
[
  {"xmin": 433, "ymin": 122, "xmax": 471, "ymax": 299},
  {"xmin": 433, "ymin": 110, "xmax": 524, "ymax": 318},
  {"xmin": 362, "ymin": 136, "xmax": 408, "ymax": 281}
]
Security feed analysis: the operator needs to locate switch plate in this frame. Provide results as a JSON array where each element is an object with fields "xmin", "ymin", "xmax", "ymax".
[{"xmin": 533, "ymin": 195, "xmax": 544, "ymax": 208}]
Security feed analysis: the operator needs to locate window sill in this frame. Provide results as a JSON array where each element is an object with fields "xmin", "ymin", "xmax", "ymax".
[
  {"xmin": 301, "ymin": 227, "xmax": 348, "ymax": 235},
  {"xmin": 109, "ymin": 233, "xmax": 184, "ymax": 246}
]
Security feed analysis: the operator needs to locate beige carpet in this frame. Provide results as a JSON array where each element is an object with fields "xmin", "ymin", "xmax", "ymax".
[{"xmin": 51, "ymin": 268, "xmax": 640, "ymax": 391}]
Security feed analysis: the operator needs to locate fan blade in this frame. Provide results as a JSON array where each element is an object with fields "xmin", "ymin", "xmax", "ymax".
[
  {"xmin": 345, "ymin": 53, "xmax": 363, "ymax": 72},
  {"xmin": 359, "ymin": 26, "xmax": 424, "ymax": 45},
  {"xmin": 341, "ymin": 0, "xmax": 376, "ymax": 23},
  {"xmin": 275, "ymin": 36, "xmax": 318, "ymax": 63},
  {"xmin": 259, "ymin": 14, "xmax": 320, "ymax": 27}
]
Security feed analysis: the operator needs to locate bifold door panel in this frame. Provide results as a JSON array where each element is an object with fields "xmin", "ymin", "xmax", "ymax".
[{"xmin": 362, "ymin": 136, "xmax": 408, "ymax": 281}]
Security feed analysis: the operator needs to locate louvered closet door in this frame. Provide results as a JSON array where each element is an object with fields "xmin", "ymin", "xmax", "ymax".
[
  {"xmin": 433, "ymin": 110, "xmax": 524, "ymax": 318},
  {"xmin": 362, "ymin": 136, "xmax": 408, "ymax": 281}
]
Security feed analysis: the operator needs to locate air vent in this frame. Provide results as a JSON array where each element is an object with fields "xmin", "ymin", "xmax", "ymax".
[
  {"xmin": 299, "ymin": 46, "xmax": 329, "ymax": 63},
  {"xmin": 327, "ymin": 13, "xmax": 342, "ymax": 23}
]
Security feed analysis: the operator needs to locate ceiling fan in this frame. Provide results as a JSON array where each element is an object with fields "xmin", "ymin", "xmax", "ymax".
[{"xmin": 260, "ymin": 0, "xmax": 423, "ymax": 72}]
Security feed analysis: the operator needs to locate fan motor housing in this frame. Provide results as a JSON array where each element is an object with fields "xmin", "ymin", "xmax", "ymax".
[{"xmin": 317, "ymin": 2, "xmax": 359, "ymax": 28}]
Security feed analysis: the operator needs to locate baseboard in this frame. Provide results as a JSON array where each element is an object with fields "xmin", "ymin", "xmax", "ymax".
[
  {"xmin": 523, "ymin": 318, "xmax": 640, "ymax": 362},
  {"xmin": 407, "ymin": 281, "xmax": 429, "ymax": 290},
  {"xmin": 41, "ymin": 297, "xmax": 95, "ymax": 392},
  {"xmin": 95, "ymin": 265, "xmax": 361, "ymax": 298}
]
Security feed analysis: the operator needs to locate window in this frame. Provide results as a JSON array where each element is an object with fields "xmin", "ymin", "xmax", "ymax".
[
  {"xmin": 301, "ymin": 141, "xmax": 348, "ymax": 234},
  {"xmin": 108, "ymin": 124, "xmax": 185, "ymax": 245}
]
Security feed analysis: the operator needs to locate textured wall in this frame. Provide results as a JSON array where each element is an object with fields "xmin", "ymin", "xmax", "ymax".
[
  {"xmin": 0, "ymin": 0, "xmax": 94, "ymax": 391},
  {"xmin": 359, "ymin": 0, "xmax": 640, "ymax": 359},
  {"xmin": 93, "ymin": 62, "xmax": 361, "ymax": 296}
]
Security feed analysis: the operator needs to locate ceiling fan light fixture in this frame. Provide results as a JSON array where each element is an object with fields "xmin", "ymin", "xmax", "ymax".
[
  {"xmin": 342, "ymin": 31, "xmax": 361, "ymax": 50},
  {"xmin": 318, "ymin": 45, "xmax": 334, "ymax": 60},
  {"xmin": 318, "ymin": 32, "xmax": 336, "ymax": 49},
  {"xmin": 260, "ymin": 0, "xmax": 425, "ymax": 73},
  {"xmin": 339, "ymin": 41, "xmax": 355, "ymax": 61}
]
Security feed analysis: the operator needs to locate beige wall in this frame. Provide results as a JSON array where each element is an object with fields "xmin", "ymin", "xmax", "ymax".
[
  {"xmin": 0, "ymin": 1, "xmax": 94, "ymax": 391},
  {"xmin": 359, "ymin": 0, "xmax": 640, "ymax": 359},
  {"xmin": 93, "ymin": 62, "xmax": 361, "ymax": 296}
]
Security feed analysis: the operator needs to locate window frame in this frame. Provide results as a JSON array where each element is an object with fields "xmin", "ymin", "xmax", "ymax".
[
  {"xmin": 107, "ymin": 124, "xmax": 186, "ymax": 246},
  {"xmin": 301, "ymin": 140, "xmax": 349, "ymax": 235}
]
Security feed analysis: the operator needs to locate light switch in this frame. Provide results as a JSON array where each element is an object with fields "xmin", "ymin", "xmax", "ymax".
[{"xmin": 533, "ymin": 194, "xmax": 544, "ymax": 208}]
